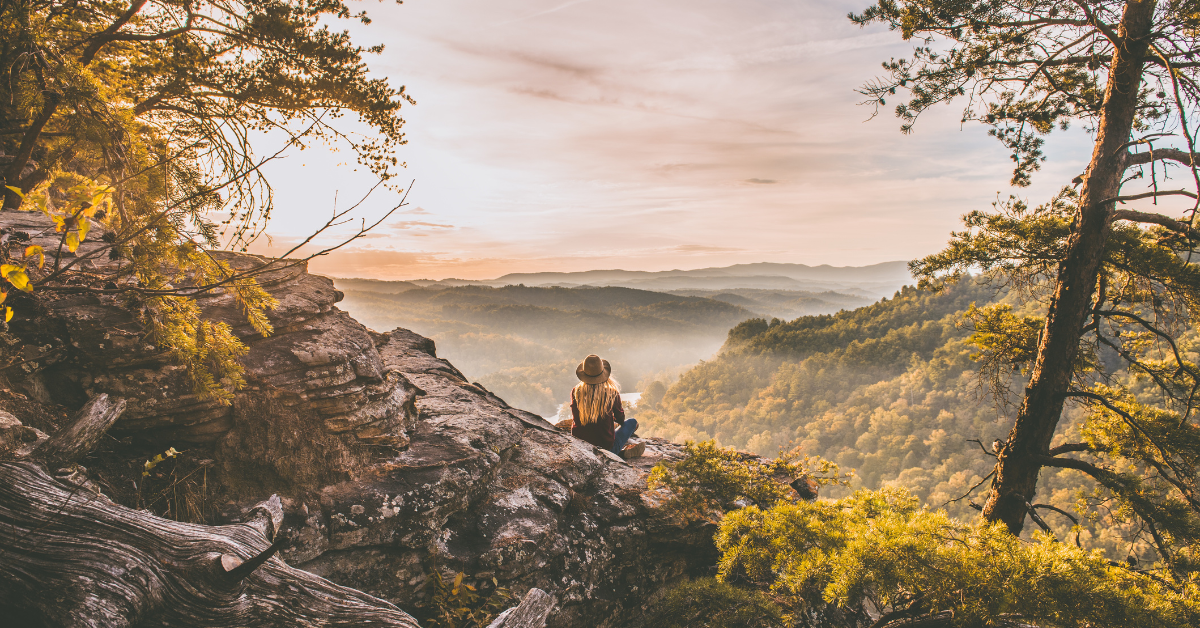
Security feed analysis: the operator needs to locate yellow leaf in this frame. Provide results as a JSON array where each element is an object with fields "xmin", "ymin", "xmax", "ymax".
[
  {"xmin": 0, "ymin": 291, "xmax": 7, "ymax": 305},
  {"xmin": 142, "ymin": 447, "xmax": 180, "ymax": 476},
  {"xmin": 24, "ymin": 245, "xmax": 44, "ymax": 269},
  {"xmin": 1, "ymin": 265, "xmax": 32, "ymax": 293},
  {"xmin": 4, "ymin": 307, "xmax": 11, "ymax": 323},
  {"xmin": 4, "ymin": 185, "xmax": 24, "ymax": 199},
  {"xmin": 78, "ymin": 217, "xmax": 90, "ymax": 241},
  {"xmin": 65, "ymin": 232, "xmax": 80, "ymax": 253}
]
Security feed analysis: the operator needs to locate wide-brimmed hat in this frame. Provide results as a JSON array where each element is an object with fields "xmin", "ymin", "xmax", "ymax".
[{"xmin": 576, "ymin": 354, "xmax": 611, "ymax": 384}]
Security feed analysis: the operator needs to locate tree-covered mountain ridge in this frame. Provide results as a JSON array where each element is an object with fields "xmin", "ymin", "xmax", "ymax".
[
  {"xmin": 336, "ymin": 260, "xmax": 913, "ymax": 298},
  {"xmin": 637, "ymin": 280, "xmax": 1118, "ymax": 544},
  {"xmin": 642, "ymin": 279, "xmax": 997, "ymax": 447}
]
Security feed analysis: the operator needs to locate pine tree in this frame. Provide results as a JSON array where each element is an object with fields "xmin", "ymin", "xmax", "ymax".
[{"xmin": 854, "ymin": 0, "xmax": 1200, "ymax": 569}]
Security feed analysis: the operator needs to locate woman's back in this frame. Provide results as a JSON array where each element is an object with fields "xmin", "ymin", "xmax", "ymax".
[
  {"xmin": 567, "ymin": 354, "xmax": 642, "ymax": 458},
  {"xmin": 570, "ymin": 380, "xmax": 623, "ymax": 450}
]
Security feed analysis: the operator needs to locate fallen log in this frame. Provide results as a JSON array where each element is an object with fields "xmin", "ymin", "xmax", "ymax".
[
  {"xmin": 0, "ymin": 460, "xmax": 421, "ymax": 627},
  {"xmin": 0, "ymin": 395, "xmax": 421, "ymax": 627}
]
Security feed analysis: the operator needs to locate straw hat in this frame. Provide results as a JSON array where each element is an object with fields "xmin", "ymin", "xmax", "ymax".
[{"xmin": 575, "ymin": 354, "xmax": 611, "ymax": 384}]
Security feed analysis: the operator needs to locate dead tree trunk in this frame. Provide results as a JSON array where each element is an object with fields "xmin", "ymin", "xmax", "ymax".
[
  {"xmin": 31, "ymin": 393, "xmax": 125, "ymax": 468},
  {"xmin": 0, "ymin": 397, "xmax": 421, "ymax": 627}
]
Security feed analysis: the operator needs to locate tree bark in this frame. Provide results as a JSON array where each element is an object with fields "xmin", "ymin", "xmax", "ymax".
[
  {"xmin": 0, "ymin": 460, "xmax": 421, "ymax": 627},
  {"xmin": 1, "ymin": 90, "xmax": 59, "ymax": 210},
  {"xmin": 981, "ymin": 0, "xmax": 1157, "ymax": 534},
  {"xmin": 486, "ymin": 588, "xmax": 556, "ymax": 628},
  {"xmin": 31, "ymin": 393, "xmax": 126, "ymax": 469}
]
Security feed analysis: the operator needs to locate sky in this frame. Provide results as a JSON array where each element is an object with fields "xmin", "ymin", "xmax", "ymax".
[{"xmin": 249, "ymin": 0, "xmax": 1098, "ymax": 280}]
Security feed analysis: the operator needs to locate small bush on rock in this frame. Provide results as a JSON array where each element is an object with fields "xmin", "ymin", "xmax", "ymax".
[
  {"xmin": 645, "ymin": 578, "xmax": 785, "ymax": 628},
  {"xmin": 418, "ymin": 568, "xmax": 513, "ymax": 628}
]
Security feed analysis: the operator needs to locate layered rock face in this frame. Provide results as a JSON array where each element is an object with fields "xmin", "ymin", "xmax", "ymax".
[
  {"xmin": 0, "ymin": 210, "xmax": 713, "ymax": 627},
  {"xmin": 292, "ymin": 329, "xmax": 715, "ymax": 626}
]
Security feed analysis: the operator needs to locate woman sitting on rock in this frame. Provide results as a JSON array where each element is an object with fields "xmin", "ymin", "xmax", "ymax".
[{"xmin": 569, "ymin": 354, "xmax": 645, "ymax": 459}]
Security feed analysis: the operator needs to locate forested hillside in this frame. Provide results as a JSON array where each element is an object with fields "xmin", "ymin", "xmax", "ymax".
[
  {"xmin": 637, "ymin": 281, "xmax": 1154, "ymax": 553},
  {"xmin": 641, "ymin": 281, "xmax": 997, "ymax": 451},
  {"xmin": 664, "ymin": 288, "xmax": 871, "ymax": 320}
]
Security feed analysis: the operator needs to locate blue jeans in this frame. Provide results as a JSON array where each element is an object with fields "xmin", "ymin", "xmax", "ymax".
[{"xmin": 611, "ymin": 418, "xmax": 638, "ymax": 454}]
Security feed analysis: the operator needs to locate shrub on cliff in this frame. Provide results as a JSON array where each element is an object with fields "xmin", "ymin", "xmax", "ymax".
[
  {"xmin": 646, "ymin": 440, "xmax": 851, "ymax": 518},
  {"xmin": 649, "ymin": 444, "xmax": 1200, "ymax": 628},
  {"xmin": 645, "ymin": 578, "xmax": 784, "ymax": 628},
  {"xmin": 0, "ymin": 0, "xmax": 413, "ymax": 400}
]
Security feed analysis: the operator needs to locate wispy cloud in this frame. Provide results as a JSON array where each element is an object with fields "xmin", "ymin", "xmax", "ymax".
[
  {"xmin": 745, "ymin": 178, "xmax": 777, "ymax": 185},
  {"xmin": 388, "ymin": 220, "xmax": 455, "ymax": 230},
  {"xmin": 492, "ymin": 0, "xmax": 598, "ymax": 27},
  {"xmin": 672, "ymin": 245, "xmax": 745, "ymax": 254}
]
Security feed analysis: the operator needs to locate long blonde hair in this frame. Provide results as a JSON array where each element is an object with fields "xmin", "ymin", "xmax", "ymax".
[{"xmin": 573, "ymin": 378, "xmax": 621, "ymax": 425}]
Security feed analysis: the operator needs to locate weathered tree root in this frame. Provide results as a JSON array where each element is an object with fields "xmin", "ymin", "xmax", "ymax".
[
  {"xmin": 0, "ymin": 395, "xmax": 421, "ymax": 628},
  {"xmin": 0, "ymin": 461, "xmax": 421, "ymax": 627}
]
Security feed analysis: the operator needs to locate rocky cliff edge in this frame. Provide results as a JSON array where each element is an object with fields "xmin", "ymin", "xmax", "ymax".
[{"xmin": 0, "ymin": 210, "xmax": 715, "ymax": 627}]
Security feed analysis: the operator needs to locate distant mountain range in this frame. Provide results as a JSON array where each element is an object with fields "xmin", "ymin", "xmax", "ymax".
[{"xmin": 342, "ymin": 261, "xmax": 914, "ymax": 298}]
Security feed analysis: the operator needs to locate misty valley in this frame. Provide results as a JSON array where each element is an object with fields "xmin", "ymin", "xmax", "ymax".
[{"xmin": 333, "ymin": 262, "xmax": 901, "ymax": 417}]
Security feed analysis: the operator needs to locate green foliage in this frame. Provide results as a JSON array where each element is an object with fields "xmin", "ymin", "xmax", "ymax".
[
  {"xmin": 714, "ymin": 488, "xmax": 1200, "ymax": 628},
  {"xmin": 964, "ymin": 302, "xmax": 1044, "ymax": 407},
  {"xmin": 647, "ymin": 447, "xmax": 1200, "ymax": 627},
  {"xmin": 646, "ymin": 440, "xmax": 851, "ymax": 518},
  {"xmin": 906, "ymin": 167, "xmax": 1200, "ymax": 571},
  {"xmin": 0, "ymin": 0, "xmax": 407, "ymax": 401},
  {"xmin": 641, "ymin": 380, "xmax": 667, "ymax": 408},
  {"xmin": 849, "ymin": 2, "xmax": 1195, "ymax": 187},
  {"xmin": 639, "ymin": 280, "xmax": 991, "ymax": 462},
  {"xmin": 636, "ymin": 278, "xmax": 1188, "ymax": 558},
  {"xmin": 911, "ymin": 191, "xmax": 1074, "ymax": 290},
  {"xmin": 965, "ymin": 303, "xmax": 1042, "ymax": 366},
  {"xmin": 721, "ymin": 283, "xmax": 991, "ymax": 358},
  {"xmin": 645, "ymin": 578, "xmax": 785, "ymax": 628},
  {"xmin": 418, "ymin": 569, "xmax": 513, "ymax": 628}
]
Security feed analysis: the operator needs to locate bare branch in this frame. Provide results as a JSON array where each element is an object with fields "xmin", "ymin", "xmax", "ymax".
[
  {"xmin": 1063, "ymin": 391, "xmax": 1200, "ymax": 511},
  {"xmin": 1070, "ymin": 0, "xmax": 1120, "ymax": 45},
  {"xmin": 1047, "ymin": 442, "xmax": 1092, "ymax": 456},
  {"xmin": 1125, "ymin": 147, "xmax": 1200, "ymax": 168},
  {"xmin": 941, "ymin": 469, "xmax": 996, "ymax": 509},
  {"xmin": 1096, "ymin": 309, "xmax": 1190, "ymax": 371},
  {"xmin": 78, "ymin": 0, "xmax": 150, "ymax": 65},
  {"xmin": 1102, "ymin": 189, "xmax": 1198, "ymax": 204},
  {"xmin": 1110, "ymin": 209, "xmax": 1200, "ymax": 238},
  {"xmin": 1035, "ymin": 453, "xmax": 1107, "ymax": 476}
]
